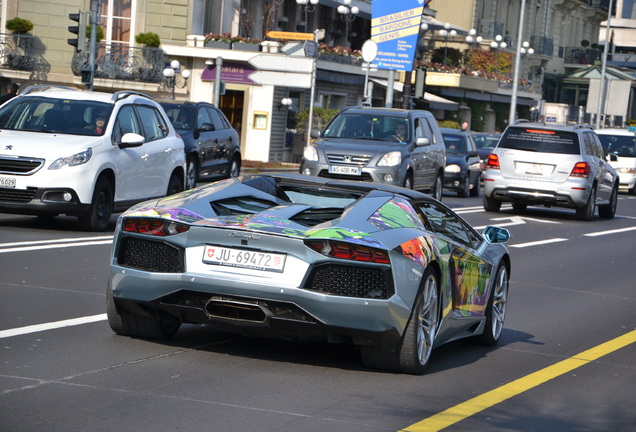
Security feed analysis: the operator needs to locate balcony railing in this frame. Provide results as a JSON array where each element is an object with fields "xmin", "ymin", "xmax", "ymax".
[
  {"xmin": 0, "ymin": 33, "xmax": 36, "ymax": 71},
  {"xmin": 563, "ymin": 47, "xmax": 600, "ymax": 65},
  {"xmin": 71, "ymin": 43, "xmax": 165, "ymax": 83},
  {"xmin": 529, "ymin": 36, "xmax": 554, "ymax": 57}
]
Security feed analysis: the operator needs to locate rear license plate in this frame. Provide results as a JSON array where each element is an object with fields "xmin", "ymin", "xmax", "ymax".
[
  {"xmin": 203, "ymin": 245, "xmax": 286, "ymax": 272},
  {"xmin": 0, "ymin": 176, "xmax": 16, "ymax": 188},
  {"xmin": 329, "ymin": 165, "xmax": 361, "ymax": 175},
  {"xmin": 518, "ymin": 162, "xmax": 545, "ymax": 175}
]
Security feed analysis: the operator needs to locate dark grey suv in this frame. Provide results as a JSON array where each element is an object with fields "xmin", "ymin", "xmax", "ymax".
[
  {"xmin": 161, "ymin": 101, "xmax": 240, "ymax": 189},
  {"xmin": 299, "ymin": 107, "xmax": 446, "ymax": 200}
]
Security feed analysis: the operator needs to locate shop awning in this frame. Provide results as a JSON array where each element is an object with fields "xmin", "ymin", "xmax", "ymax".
[{"xmin": 370, "ymin": 78, "xmax": 459, "ymax": 110}]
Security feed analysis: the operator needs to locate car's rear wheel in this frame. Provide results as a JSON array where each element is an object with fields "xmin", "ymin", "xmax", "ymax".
[
  {"xmin": 431, "ymin": 173, "xmax": 443, "ymax": 201},
  {"xmin": 227, "ymin": 156, "xmax": 241, "ymax": 178},
  {"xmin": 473, "ymin": 262, "xmax": 509, "ymax": 346},
  {"xmin": 185, "ymin": 154, "xmax": 198, "ymax": 189},
  {"xmin": 458, "ymin": 174, "xmax": 470, "ymax": 197},
  {"xmin": 360, "ymin": 267, "xmax": 439, "ymax": 375},
  {"xmin": 166, "ymin": 173, "xmax": 183, "ymax": 196},
  {"xmin": 78, "ymin": 176, "xmax": 113, "ymax": 231},
  {"xmin": 469, "ymin": 173, "xmax": 480, "ymax": 197},
  {"xmin": 576, "ymin": 186, "xmax": 596, "ymax": 221},
  {"xmin": 106, "ymin": 283, "xmax": 180, "ymax": 340},
  {"xmin": 483, "ymin": 195, "xmax": 502, "ymax": 212},
  {"xmin": 403, "ymin": 172, "xmax": 413, "ymax": 190},
  {"xmin": 598, "ymin": 183, "xmax": 618, "ymax": 218}
]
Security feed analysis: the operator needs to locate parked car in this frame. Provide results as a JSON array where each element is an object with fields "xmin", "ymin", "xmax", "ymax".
[
  {"xmin": 0, "ymin": 85, "xmax": 185, "ymax": 231},
  {"xmin": 595, "ymin": 127, "xmax": 636, "ymax": 195},
  {"xmin": 483, "ymin": 121, "xmax": 619, "ymax": 220},
  {"xmin": 160, "ymin": 101, "xmax": 241, "ymax": 189},
  {"xmin": 471, "ymin": 131, "xmax": 501, "ymax": 174},
  {"xmin": 106, "ymin": 173, "xmax": 512, "ymax": 374},
  {"xmin": 299, "ymin": 107, "xmax": 446, "ymax": 200},
  {"xmin": 440, "ymin": 128, "xmax": 481, "ymax": 197}
]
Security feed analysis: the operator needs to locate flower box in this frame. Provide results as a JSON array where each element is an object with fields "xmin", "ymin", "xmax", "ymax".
[
  {"xmin": 205, "ymin": 41, "xmax": 231, "ymax": 50},
  {"xmin": 232, "ymin": 43, "xmax": 260, "ymax": 52}
]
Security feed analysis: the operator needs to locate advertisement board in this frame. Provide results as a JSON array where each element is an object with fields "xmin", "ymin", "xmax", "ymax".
[{"xmin": 370, "ymin": 0, "xmax": 424, "ymax": 72}]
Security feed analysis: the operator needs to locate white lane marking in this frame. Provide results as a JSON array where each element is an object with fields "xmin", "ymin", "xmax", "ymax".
[
  {"xmin": 509, "ymin": 238, "xmax": 568, "ymax": 248},
  {"xmin": 0, "ymin": 239, "xmax": 112, "ymax": 253},
  {"xmin": 0, "ymin": 314, "xmax": 107, "ymax": 339},
  {"xmin": 584, "ymin": 226, "xmax": 636, "ymax": 237},
  {"xmin": 0, "ymin": 236, "xmax": 113, "ymax": 248}
]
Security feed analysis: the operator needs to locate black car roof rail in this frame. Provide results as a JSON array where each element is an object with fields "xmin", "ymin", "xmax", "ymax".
[
  {"xmin": 111, "ymin": 90, "xmax": 153, "ymax": 103},
  {"xmin": 513, "ymin": 119, "xmax": 530, "ymax": 125},
  {"xmin": 19, "ymin": 85, "xmax": 77, "ymax": 96},
  {"xmin": 573, "ymin": 124, "xmax": 594, "ymax": 130}
]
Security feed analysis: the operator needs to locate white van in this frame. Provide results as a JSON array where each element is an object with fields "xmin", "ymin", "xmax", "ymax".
[{"xmin": 596, "ymin": 127, "xmax": 636, "ymax": 195}]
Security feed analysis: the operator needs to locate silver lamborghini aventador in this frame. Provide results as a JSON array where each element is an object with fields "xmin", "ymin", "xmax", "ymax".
[{"xmin": 107, "ymin": 173, "xmax": 511, "ymax": 374}]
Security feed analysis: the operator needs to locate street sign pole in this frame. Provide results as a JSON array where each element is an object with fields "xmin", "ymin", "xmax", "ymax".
[{"xmin": 305, "ymin": 29, "xmax": 324, "ymax": 149}]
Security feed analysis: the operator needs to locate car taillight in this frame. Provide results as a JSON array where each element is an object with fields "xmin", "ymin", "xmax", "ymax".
[
  {"xmin": 486, "ymin": 153, "xmax": 500, "ymax": 169},
  {"xmin": 123, "ymin": 218, "xmax": 190, "ymax": 236},
  {"xmin": 305, "ymin": 240, "xmax": 390, "ymax": 264},
  {"xmin": 570, "ymin": 162, "xmax": 590, "ymax": 178}
]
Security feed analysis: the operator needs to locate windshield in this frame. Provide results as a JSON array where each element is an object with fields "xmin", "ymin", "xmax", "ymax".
[
  {"xmin": 161, "ymin": 104, "xmax": 194, "ymax": 130},
  {"xmin": 0, "ymin": 97, "xmax": 113, "ymax": 136},
  {"xmin": 442, "ymin": 134, "xmax": 466, "ymax": 155},
  {"xmin": 472, "ymin": 134, "xmax": 500, "ymax": 150},
  {"xmin": 323, "ymin": 113, "xmax": 409, "ymax": 142},
  {"xmin": 598, "ymin": 134, "xmax": 636, "ymax": 157}
]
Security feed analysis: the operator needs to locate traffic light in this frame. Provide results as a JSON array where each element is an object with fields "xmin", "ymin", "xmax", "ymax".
[
  {"xmin": 68, "ymin": 11, "xmax": 87, "ymax": 51},
  {"xmin": 80, "ymin": 67, "xmax": 93, "ymax": 85}
]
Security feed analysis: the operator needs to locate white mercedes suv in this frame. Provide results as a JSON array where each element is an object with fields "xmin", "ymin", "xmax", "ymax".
[{"xmin": 0, "ymin": 85, "xmax": 186, "ymax": 231}]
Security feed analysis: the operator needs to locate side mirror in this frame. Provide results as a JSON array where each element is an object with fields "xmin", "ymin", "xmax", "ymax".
[
  {"xmin": 467, "ymin": 150, "xmax": 479, "ymax": 158},
  {"xmin": 118, "ymin": 132, "xmax": 145, "ymax": 148},
  {"xmin": 198, "ymin": 122, "xmax": 215, "ymax": 132},
  {"xmin": 483, "ymin": 225, "xmax": 511, "ymax": 244},
  {"xmin": 310, "ymin": 129, "xmax": 321, "ymax": 139},
  {"xmin": 415, "ymin": 137, "xmax": 431, "ymax": 147},
  {"xmin": 608, "ymin": 153, "xmax": 618, "ymax": 162}
]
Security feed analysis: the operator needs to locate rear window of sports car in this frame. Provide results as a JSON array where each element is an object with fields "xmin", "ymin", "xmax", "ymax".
[{"xmin": 499, "ymin": 128, "xmax": 580, "ymax": 155}]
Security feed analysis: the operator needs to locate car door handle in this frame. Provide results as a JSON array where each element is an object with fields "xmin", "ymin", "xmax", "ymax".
[
  {"xmin": 141, "ymin": 153, "xmax": 149, "ymax": 160},
  {"xmin": 164, "ymin": 147, "xmax": 173, "ymax": 153}
]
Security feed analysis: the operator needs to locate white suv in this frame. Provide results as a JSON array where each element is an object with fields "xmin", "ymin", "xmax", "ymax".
[
  {"xmin": 483, "ymin": 122, "xmax": 619, "ymax": 221},
  {"xmin": 0, "ymin": 85, "xmax": 186, "ymax": 231}
]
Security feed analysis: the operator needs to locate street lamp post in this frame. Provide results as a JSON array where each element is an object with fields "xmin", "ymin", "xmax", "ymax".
[
  {"xmin": 464, "ymin": 28, "xmax": 482, "ymax": 67},
  {"xmin": 438, "ymin": 23, "xmax": 457, "ymax": 66},
  {"xmin": 296, "ymin": 0, "xmax": 318, "ymax": 33},
  {"xmin": 509, "ymin": 0, "xmax": 527, "ymax": 126},
  {"xmin": 337, "ymin": 0, "xmax": 359, "ymax": 47},
  {"xmin": 162, "ymin": 60, "xmax": 191, "ymax": 100},
  {"xmin": 490, "ymin": 34, "xmax": 507, "ymax": 75}
]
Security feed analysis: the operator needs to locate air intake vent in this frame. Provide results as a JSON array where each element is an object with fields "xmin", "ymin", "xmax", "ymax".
[
  {"xmin": 118, "ymin": 237, "xmax": 184, "ymax": 273},
  {"xmin": 306, "ymin": 264, "xmax": 392, "ymax": 299}
]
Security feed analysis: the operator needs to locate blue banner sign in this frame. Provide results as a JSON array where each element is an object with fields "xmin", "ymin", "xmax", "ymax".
[{"xmin": 371, "ymin": 1, "xmax": 424, "ymax": 72}]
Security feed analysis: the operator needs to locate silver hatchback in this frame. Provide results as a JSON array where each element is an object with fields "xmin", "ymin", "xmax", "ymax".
[{"xmin": 483, "ymin": 122, "xmax": 619, "ymax": 220}]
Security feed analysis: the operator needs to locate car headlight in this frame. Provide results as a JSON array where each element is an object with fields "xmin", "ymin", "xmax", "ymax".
[
  {"xmin": 617, "ymin": 167, "xmax": 636, "ymax": 175},
  {"xmin": 49, "ymin": 148, "xmax": 93, "ymax": 170},
  {"xmin": 445, "ymin": 164, "xmax": 461, "ymax": 173},
  {"xmin": 303, "ymin": 145, "xmax": 319, "ymax": 161},
  {"xmin": 377, "ymin": 151, "xmax": 401, "ymax": 167}
]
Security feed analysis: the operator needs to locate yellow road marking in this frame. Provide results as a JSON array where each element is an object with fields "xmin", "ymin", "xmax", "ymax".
[{"xmin": 400, "ymin": 330, "xmax": 636, "ymax": 432}]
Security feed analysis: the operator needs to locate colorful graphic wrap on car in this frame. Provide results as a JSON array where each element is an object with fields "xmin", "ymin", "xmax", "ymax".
[
  {"xmin": 126, "ymin": 207, "xmax": 205, "ymax": 224},
  {"xmin": 369, "ymin": 197, "xmax": 424, "ymax": 230},
  {"xmin": 399, "ymin": 236, "xmax": 434, "ymax": 267},
  {"xmin": 452, "ymin": 249, "xmax": 491, "ymax": 317},
  {"xmin": 196, "ymin": 214, "xmax": 385, "ymax": 247}
]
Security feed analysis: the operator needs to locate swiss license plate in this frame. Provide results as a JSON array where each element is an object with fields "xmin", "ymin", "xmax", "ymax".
[
  {"xmin": 202, "ymin": 245, "xmax": 286, "ymax": 272},
  {"xmin": 329, "ymin": 165, "xmax": 361, "ymax": 175},
  {"xmin": 0, "ymin": 176, "xmax": 16, "ymax": 189},
  {"xmin": 519, "ymin": 162, "xmax": 544, "ymax": 175}
]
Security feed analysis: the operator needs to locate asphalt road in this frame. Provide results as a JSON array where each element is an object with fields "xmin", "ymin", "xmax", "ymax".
[{"xmin": 1, "ymin": 188, "xmax": 634, "ymax": 432}]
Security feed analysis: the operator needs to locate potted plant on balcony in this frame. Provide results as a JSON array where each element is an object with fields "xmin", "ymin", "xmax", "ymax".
[
  {"xmin": 6, "ymin": 17, "xmax": 34, "ymax": 34},
  {"xmin": 135, "ymin": 32, "xmax": 161, "ymax": 48},
  {"xmin": 204, "ymin": 33, "xmax": 232, "ymax": 50}
]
